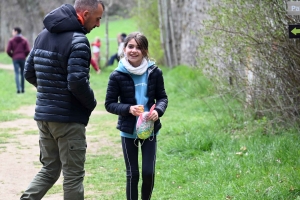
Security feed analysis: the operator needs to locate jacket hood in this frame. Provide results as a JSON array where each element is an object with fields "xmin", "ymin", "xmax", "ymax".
[
  {"xmin": 43, "ymin": 4, "xmax": 87, "ymax": 34},
  {"xmin": 13, "ymin": 35, "xmax": 25, "ymax": 43}
]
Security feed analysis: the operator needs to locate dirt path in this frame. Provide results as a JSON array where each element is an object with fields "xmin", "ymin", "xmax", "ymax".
[
  {"xmin": 0, "ymin": 105, "xmax": 116, "ymax": 200},
  {"xmin": 0, "ymin": 105, "xmax": 63, "ymax": 199},
  {"xmin": 0, "ymin": 64, "xmax": 119, "ymax": 199},
  {"xmin": 0, "ymin": 63, "xmax": 13, "ymax": 70}
]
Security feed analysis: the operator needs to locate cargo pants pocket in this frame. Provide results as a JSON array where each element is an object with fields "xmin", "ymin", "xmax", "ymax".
[{"xmin": 68, "ymin": 139, "xmax": 87, "ymax": 170}]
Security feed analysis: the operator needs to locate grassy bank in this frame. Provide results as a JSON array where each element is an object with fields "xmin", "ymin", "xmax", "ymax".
[
  {"xmin": 82, "ymin": 66, "xmax": 300, "ymax": 199},
  {"xmin": 0, "ymin": 64, "xmax": 300, "ymax": 199}
]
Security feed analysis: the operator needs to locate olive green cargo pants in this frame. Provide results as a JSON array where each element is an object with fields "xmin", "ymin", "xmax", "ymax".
[{"xmin": 20, "ymin": 121, "xmax": 86, "ymax": 200}]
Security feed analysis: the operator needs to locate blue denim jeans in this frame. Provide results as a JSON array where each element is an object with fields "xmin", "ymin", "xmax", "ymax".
[
  {"xmin": 12, "ymin": 59, "xmax": 25, "ymax": 92},
  {"xmin": 20, "ymin": 121, "xmax": 87, "ymax": 200},
  {"xmin": 107, "ymin": 53, "xmax": 119, "ymax": 66}
]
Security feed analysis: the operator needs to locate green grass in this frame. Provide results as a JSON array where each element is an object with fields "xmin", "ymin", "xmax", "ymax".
[
  {"xmin": 24, "ymin": 130, "xmax": 38, "ymax": 135},
  {"xmin": 0, "ymin": 53, "xmax": 11, "ymax": 64},
  {"xmin": 80, "ymin": 66, "xmax": 300, "ymax": 200},
  {"xmin": 1, "ymin": 19, "xmax": 300, "ymax": 200},
  {"xmin": 86, "ymin": 18, "xmax": 138, "ymax": 68},
  {"xmin": 87, "ymin": 18, "xmax": 138, "ymax": 42},
  {"xmin": 0, "ymin": 132, "xmax": 15, "ymax": 144},
  {"xmin": 0, "ymin": 69, "xmax": 36, "ymax": 121},
  {"xmin": 1, "ymin": 62, "xmax": 300, "ymax": 199},
  {"xmin": 46, "ymin": 185, "xmax": 63, "ymax": 195}
]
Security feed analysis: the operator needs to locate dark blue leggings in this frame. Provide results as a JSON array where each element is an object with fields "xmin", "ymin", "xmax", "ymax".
[{"xmin": 121, "ymin": 136, "xmax": 157, "ymax": 200}]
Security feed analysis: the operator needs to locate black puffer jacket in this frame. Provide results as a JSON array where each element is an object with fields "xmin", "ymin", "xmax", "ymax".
[
  {"xmin": 24, "ymin": 4, "xmax": 97, "ymax": 126},
  {"xmin": 105, "ymin": 65, "xmax": 168, "ymax": 134}
]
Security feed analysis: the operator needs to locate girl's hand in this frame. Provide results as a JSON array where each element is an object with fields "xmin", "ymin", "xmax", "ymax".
[
  {"xmin": 147, "ymin": 110, "xmax": 159, "ymax": 121},
  {"xmin": 129, "ymin": 105, "xmax": 144, "ymax": 116}
]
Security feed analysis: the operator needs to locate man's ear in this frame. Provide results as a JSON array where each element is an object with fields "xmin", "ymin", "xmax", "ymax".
[{"xmin": 82, "ymin": 10, "xmax": 89, "ymax": 19}]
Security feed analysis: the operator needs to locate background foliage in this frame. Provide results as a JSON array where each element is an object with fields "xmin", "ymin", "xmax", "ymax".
[
  {"xmin": 198, "ymin": 0, "xmax": 300, "ymax": 129},
  {"xmin": 0, "ymin": 0, "xmax": 136, "ymax": 51},
  {"xmin": 130, "ymin": 0, "xmax": 164, "ymax": 64}
]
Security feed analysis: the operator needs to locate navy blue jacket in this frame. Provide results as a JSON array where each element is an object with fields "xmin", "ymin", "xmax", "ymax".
[
  {"xmin": 105, "ymin": 65, "xmax": 168, "ymax": 134},
  {"xmin": 24, "ymin": 4, "xmax": 97, "ymax": 126}
]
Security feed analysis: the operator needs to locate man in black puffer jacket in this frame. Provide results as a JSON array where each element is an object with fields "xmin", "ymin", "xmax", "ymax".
[{"xmin": 21, "ymin": 1, "xmax": 105, "ymax": 199}]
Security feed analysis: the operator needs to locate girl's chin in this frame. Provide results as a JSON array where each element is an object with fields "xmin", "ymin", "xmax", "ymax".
[
  {"xmin": 128, "ymin": 58, "xmax": 142, "ymax": 62},
  {"xmin": 128, "ymin": 59, "xmax": 142, "ymax": 67},
  {"xmin": 128, "ymin": 56, "xmax": 139, "ymax": 60}
]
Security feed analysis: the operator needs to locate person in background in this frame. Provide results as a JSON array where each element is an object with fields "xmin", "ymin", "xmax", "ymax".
[
  {"xmin": 90, "ymin": 57, "xmax": 101, "ymax": 74},
  {"xmin": 105, "ymin": 33, "xmax": 127, "ymax": 66},
  {"xmin": 90, "ymin": 37, "xmax": 101, "ymax": 74},
  {"xmin": 116, "ymin": 33, "xmax": 126, "ymax": 59},
  {"xmin": 91, "ymin": 36, "xmax": 101, "ymax": 65},
  {"xmin": 105, "ymin": 32, "xmax": 168, "ymax": 200},
  {"xmin": 21, "ymin": 1, "xmax": 105, "ymax": 199},
  {"xmin": 6, "ymin": 27, "xmax": 30, "ymax": 94}
]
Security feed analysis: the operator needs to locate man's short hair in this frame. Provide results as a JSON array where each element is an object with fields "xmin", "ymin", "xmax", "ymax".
[
  {"xmin": 14, "ymin": 27, "xmax": 22, "ymax": 34},
  {"xmin": 74, "ymin": 0, "xmax": 105, "ymax": 12}
]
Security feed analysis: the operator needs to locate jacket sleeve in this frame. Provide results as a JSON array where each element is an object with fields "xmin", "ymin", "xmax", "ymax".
[
  {"xmin": 105, "ymin": 72, "xmax": 132, "ymax": 116},
  {"xmin": 24, "ymin": 49, "xmax": 37, "ymax": 87},
  {"xmin": 154, "ymin": 69, "xmax": 168, "ymax": 117},
  {"xmin": 67, "ymin": 33, "xmax": 97, "ymax": 112},
  {"xmin": 6, "ymin": 40, "xmax": 13, "ymax": 58}
]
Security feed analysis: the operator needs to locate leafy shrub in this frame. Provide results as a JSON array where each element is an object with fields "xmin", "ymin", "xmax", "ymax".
[{"xmin": 198, "ymin": 0, "xmax": 300, "ymax": 129}]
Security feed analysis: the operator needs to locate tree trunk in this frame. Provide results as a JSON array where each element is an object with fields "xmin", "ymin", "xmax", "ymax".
[
  {"xmin": 157, "ymin": 0, "xmax": 167, "ymax": 66},
  {"xmin": 158, "ymin": 0, "xmax": 178, "ymax": 68},
  {"xmin": 0, "ymin": 0, "xmax": 9, "ymax": 51},
  {"xmin": 104, "ymin": 0, "xmax": 114, "ymax": 66},
  {"xmin": 0, "ymin": 0, "xmax": 3, "ymax": 51},
  {"xmin": 105, "ymin": 8, "xmax": 109, "ymax": 65},
  {"xmin": 20, "ymin": 0, "xmax": 43, "ymax": 44}
]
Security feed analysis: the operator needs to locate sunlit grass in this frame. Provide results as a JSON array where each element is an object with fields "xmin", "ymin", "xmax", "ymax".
[
  {"xmin": 87, "ymin": 18, "xmax": 138, "ymax": 68},
  {"xmin": 1, "ymin": 60, "xmax": 300, "ymax": 199},
  {"xmin": 0, "ymin": 53, "xmax": 11, "ymax": 64},
  {"xmin": 0, "ymin": 132, "xmax": 15, "ymax": 144},
  {"xmin": 81, "ymin": 65, "xmax": 300, "ymax": 199},
  {"xmin": 46, "ymin": 185, "xmax": 63, "ymax": 195},
  {"xmin": 24, "ymin": 130, "xmax": 38, "ymax": 135},
  {"xmin": 0, "ymin": 69, "xmax": 36, "ymax": 121}
]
